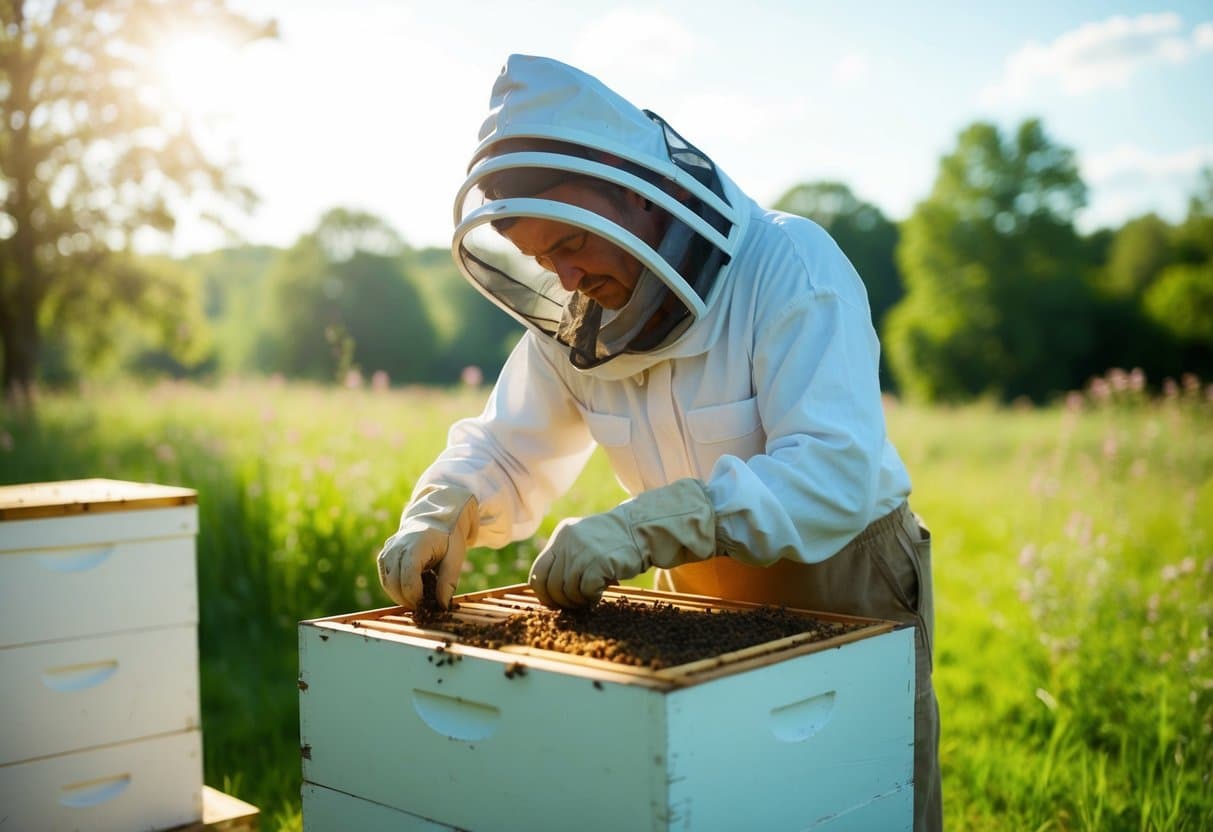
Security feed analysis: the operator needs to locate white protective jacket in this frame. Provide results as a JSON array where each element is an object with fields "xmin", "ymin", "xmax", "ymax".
[{"xmin": 418, "ymin": 56, "xmax": 912, "ymax": 591}]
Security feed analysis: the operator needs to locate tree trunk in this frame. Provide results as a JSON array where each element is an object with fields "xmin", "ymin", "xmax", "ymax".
[
  {"xmin": 2, "ymin": 4, "xmax": 43, "ymax": 412},
  {"xmin": 1, "ymin": 298, "xmax": 39, "ymax": 410}
]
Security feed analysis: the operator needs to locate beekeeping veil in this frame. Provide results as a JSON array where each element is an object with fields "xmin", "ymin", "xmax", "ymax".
[{"xmin": 452, "ymin": 55, "xmax": 743, "ymax": 370}]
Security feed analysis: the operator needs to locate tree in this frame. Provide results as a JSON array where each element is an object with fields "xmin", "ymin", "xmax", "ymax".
[
  {"xmin": 1102, "ymin": 214, "xmax": 1174, "ymax": 299},
  {"xmin": 184, "ymin": 244, "xmax": 279, "ymax": 374},
  {"xmin": 408, "ymin": 246, "xmax": 521, "ymax": 383},
  {"xmin": 772, "ymin": 181, "xmax": 902, "ymax": 388},
  {"xmin": 1141, "ymin": 171, "xmax": 1213, "ymax": 378},
  {"xmin": 885, "ymin": 119, "xmax": 1095, "ymax": 402},
  {"xmin": 0, "ymin": 1, "xmax": 275, "ymax": 405},
  {"xmin": 260, "ymin": 209, "xmax": 439, "ymax": 383}
]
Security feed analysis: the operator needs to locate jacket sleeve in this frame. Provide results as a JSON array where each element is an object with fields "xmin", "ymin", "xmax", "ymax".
[
  {"xmin": 706, "ymin": 220, "xmax": 902, "ymax": 565},
  {"xmin": 410, "ymin": 333, "xmax": 596, "ymax": 548}
]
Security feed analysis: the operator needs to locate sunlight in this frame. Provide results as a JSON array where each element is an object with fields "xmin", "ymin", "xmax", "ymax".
[{"xmin": 150, "ymin": 32, "xmax": 243, "ymax": 120}]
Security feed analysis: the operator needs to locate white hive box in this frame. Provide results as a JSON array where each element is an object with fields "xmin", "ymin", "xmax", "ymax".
[
  {"xmin": 299, "ymin": 584, "xmax": 914, "ymax": 831},
  {"xmin": 0, "ymin": 478, "xmax": 204, "ymax": 832}
]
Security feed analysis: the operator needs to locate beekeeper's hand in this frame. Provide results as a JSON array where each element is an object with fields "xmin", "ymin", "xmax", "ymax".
[
  {"xmin": 377, "ymin": 484, "xmax": 479, "ymax": 610},
  {"xmin": 530, "ymin": 478, "xmax": 717, "ymax": 608}
]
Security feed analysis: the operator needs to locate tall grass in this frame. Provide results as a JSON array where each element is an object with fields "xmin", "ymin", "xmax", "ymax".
[{"xmin": 1, "ymin": 374, "xmax": 1209, "ymax": 831}]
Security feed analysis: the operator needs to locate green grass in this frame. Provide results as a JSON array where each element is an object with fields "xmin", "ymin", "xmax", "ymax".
[{"xmin": 2, "ymin": 377, "xmax": 1210, "ymax": 831}]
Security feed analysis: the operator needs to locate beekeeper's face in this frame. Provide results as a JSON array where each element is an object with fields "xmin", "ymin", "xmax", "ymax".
[{"xmin": 498, "ymin": 180, "xmax": 662, "ymax": 310}]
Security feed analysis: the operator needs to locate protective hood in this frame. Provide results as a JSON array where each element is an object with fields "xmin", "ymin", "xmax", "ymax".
[{"xmin": 452, "ymin": 54, "xmax": 748, "ymax": 379}]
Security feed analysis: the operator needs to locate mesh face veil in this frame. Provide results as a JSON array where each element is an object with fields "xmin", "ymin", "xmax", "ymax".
[{"xmin": 451, "ymin": 56, "xmax": 742, "ymax": 370}]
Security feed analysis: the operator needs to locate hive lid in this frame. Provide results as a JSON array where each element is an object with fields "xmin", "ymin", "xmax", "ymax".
[
  {"xmin": 0, "ymin": 478, "xmax": 198, "ymax": 521},
  {"xmin": 305, "ymin": 584, "xmax": 899, "ymax": 689}
]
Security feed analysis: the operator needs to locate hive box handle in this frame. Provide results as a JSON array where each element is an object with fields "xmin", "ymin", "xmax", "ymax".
[
  {"xmin": 34, "ymin": 544, "xmax": 116, "ymax": 573},
  {"xmin": 59, "ymin": 774, "xmax": 132, "ymax": 808},
  {"xmin": 769, "ymin": 691, "xmax": 836, "ymax": 742},
  {"xmin": 42, "ymin": 659, "xmax": 119, "ymax": 692},
  {"xmin": 412, "ymin": 689, "xmax": 500, "ymax": 741}
]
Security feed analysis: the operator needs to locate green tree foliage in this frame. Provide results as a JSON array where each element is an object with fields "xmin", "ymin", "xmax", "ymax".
[
  {"xmin": 1141, "ymin": 171, "xmax": 1213, "ymax": 376},
  {"xmin": 885, "ymin": 119, "xmax": 1095, "ymax": 402},
  {"xmin": 408, "ymin": 246, "xmax": 521, "ymax": 383},
  {"xmin": 260, "ymin": 209, "xmax": 439, "ymax": 383},
  {"xmin": 0, "ymin": 0, "xmax": 275, "ymax": 405},
  {"xmin": 1102, "ymin": 213, "xmax": 1174, "ymax": 299},
  {"xmin": 183, "ymin": 245, "xmax": 279, "ymax": 374},
  {"xmin": 772, "ymin": 181, "xmax": 902, "ymax": 388},
  {"xmin": 1172, "ymin": 168, "xmax": 1213, "ymax": 266},
  {"xmin": 37, "ymin": 253, "xmax": 211, "ymax": 383}
]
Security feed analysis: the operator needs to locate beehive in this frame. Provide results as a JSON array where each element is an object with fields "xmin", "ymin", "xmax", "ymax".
[
  {"xmin": 299, "ymin": 584, "xmax": 914, "ymax": 831},
  {"xmin": 0, "ymin": 478, "xmax": 203, "ymax": 832}
]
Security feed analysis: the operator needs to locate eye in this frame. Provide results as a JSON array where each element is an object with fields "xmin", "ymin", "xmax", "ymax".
[{"xmin": 535, "ymin": 231, "xmax": 588, "ymax": 272}]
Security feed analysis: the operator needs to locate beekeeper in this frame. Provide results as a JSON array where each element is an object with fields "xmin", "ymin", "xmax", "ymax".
[{"xmin": 377, "ymin": 54, "xmax": 940, "ymax": 830}]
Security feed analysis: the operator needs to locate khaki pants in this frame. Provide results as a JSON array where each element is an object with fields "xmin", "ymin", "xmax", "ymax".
[{"xmin": 658, "ymin": 502, "xmax": 942, "ymax": 832}]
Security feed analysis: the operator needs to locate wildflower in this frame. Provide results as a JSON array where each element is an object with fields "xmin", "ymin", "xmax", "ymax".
[
  {"xmin": 461, "ymin": 365, "xmax": 484, "ymax": 387},
  {"xmin": 372, "ymin": 370, "xmax": 390, "ymax": 392},
  {"xmin": 1018, "ymin": 544, "xmax": 1037, "ymax": 568},
  {"xmin": 344, "ymin": 369, "xmax": 364, "ymax": 389},
  {"xmin": 1109, "ymin": 367, "xmax": 1129, "ymax": 392},
  {"xmin": 1089, "ymin": 377, "xmax": 1111, "ymax": 402}
]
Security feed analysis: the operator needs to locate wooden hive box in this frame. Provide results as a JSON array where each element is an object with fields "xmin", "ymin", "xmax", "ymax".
[
  {"xmin": 299, "ymin": 584, "xmax": 914, "ymax": 831},
  {"xmin": 0, "ymin": 478, "xmax": 204, "ymax": 832}
]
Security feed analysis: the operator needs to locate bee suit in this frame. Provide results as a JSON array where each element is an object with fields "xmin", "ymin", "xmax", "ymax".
[{"xmin": 377, "ymin": 54, "xmax": 940, "ymax": 831}]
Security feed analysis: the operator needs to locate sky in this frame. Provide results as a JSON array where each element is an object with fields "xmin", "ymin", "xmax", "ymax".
[{"xmin": 157, "ymin": 0, "xmax": 1213, "ymax": 254}]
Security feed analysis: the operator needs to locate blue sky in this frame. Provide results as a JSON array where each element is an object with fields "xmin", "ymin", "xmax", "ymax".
[{"xmin": 160, "ymin": 1, "xmax": 1213, "ymax": 253}]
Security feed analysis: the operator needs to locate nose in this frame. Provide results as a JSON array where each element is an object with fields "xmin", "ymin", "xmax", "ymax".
[{"xmin": 554, "ymin": 260, "xmax": 586, "ymax": 292}]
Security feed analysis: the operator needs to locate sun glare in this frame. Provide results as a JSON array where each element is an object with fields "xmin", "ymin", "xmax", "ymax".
[{"xmin": 151, "ymin": 32, "xmax": 243, "ymax": 120}]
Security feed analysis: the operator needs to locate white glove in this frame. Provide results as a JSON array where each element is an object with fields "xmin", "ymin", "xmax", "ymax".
[
  {"xmin": 377, "ymin": 484, "xmax": 479, "ymax": 610},
  {"xmin": 529, "ymin": 478, "xmax": 717, "ymax": 608}
]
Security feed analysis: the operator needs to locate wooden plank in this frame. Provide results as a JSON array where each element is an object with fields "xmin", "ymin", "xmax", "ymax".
[
  {"xmin": 658, "ymin": 623, "xmax": 900, "ymax": 684},
  {"xmin": 305, "ymin": 584, "xmax": 903, "ymax": 690},
  {"xmin": 164, "ymin": 785, "xmax": 259, "ymax": 831},
  {"xmin": 605, "ymin": 585, "xmax": 888, "ymax": 625},
  {"xmin": 0, "ymin": 479, "xmax": 197, "ymax": 521},
  {"xmin": 353, "ymin": 620, "xmax": 460, "ymax": 642},
  {"xmin": 688, "ymin": 623, "xmax": 903, "ymax": 683}
]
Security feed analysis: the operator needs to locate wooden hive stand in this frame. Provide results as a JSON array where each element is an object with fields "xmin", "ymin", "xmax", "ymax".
[{"xmin": 165, "ymin": 785, "xmax": 260, "ymax": 831}]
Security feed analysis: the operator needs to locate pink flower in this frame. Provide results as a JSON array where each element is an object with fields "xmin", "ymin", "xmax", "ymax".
[{"xmin": 461, "ymin": 365, "xmax": 484, "ymax": 387}]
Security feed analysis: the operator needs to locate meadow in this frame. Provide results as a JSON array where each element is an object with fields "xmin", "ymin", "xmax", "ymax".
[{"xmin": 1, "ymin": 373, "xmax": 1210, "ymax": 831}]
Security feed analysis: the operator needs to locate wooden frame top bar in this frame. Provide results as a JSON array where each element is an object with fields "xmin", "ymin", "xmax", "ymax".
[
  {"xmin": 305, "ymin": 584, "xmax": 901, "ymax": 688},
  {"xmin": 0, "ymin": 478, "xmax": 198, "ymax": 521}
]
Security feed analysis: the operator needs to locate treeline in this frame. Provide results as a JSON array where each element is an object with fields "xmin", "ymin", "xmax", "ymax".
[{"xmin": 31, "ymin": 120, "xmax": 1213, "ymax": 403}]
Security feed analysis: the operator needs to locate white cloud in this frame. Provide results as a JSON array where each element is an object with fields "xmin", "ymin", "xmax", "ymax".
[
  {"xmin": 1082, "ymin": 143, "xmax": 1213, "ymax": 184},
  {"xmin": 981, "ymin": 13, "xmax": 1213, "ymax": 103},
  {"xmin": 833, "ymin": 52, "xmax": 870, "ymax": 86},
  {"xmin": 1078, "ymin": 143, "xmax": 1213, "ymax": 229},
  {"xmin": 1196, "ymin": 22, "xmax": 1213, "ymax": 50}
]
